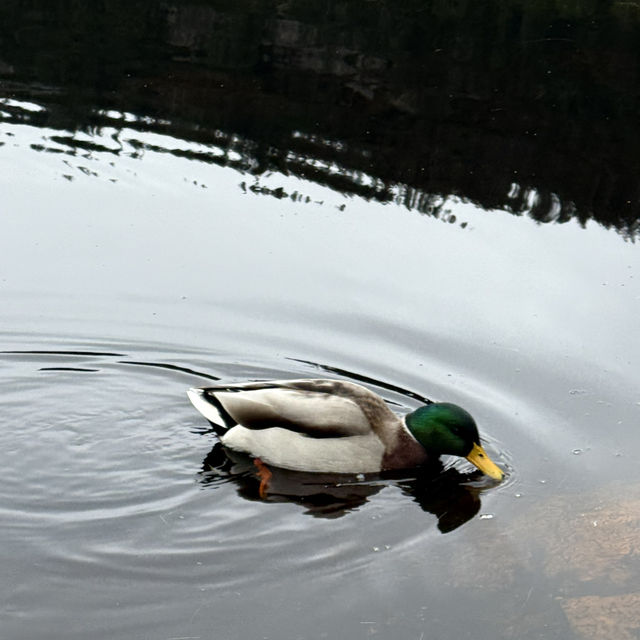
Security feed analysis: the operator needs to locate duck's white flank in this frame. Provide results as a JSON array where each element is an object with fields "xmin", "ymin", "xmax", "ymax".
[{"xmin": 221, "ymin": 426, "xmax": 385, "ymax": 473}]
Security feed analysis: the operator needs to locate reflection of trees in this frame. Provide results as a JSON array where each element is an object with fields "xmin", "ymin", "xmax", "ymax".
[{"xmin": 1, "ymin": 0, "xmax": 640, "ymax": 237}]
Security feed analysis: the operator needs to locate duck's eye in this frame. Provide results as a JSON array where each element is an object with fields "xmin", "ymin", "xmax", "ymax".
[{"xmin": 477, "ymin": 452, "xmax": 485, "ymax": 458}]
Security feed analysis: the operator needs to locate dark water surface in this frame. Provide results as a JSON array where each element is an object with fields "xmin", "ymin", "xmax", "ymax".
[{"xmin": 2, "ymin": 2, "xmax": 640, "ymax": 639}]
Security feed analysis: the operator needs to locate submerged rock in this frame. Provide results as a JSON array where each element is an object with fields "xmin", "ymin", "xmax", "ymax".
[
  {"xmin": 562, "ymin": 593, "xmax": 640, "ymax": 640},
  {"xmin": 443, "ymin": 483, "xmax": 640, "ymax": 639}
]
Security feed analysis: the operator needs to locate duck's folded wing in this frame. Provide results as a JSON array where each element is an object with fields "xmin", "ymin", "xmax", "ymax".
[{"xmin": 188, "ymin": 379, "xmax": 375, "ymax": 437}]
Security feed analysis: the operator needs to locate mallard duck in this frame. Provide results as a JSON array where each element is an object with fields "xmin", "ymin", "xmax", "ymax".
[{"xmin": 187, "ymin": 379, "xmax": 504, "ymax": 480}]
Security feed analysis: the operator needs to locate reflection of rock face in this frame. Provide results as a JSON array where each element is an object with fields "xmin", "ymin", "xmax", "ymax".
[
  {"xmin": 159, "ymin": 1, "xmax": 640, "ymax": 238},
  {"xmin": 266, "ymin": 17, "xmax": 387, "ymax": 80},
  {"xmin": 166, "ymin": 5, "xmax": 220, "ymax": 50},
  {"xmin": 1, "ymin": 1, "xmax": 640, "ymax": 237},
  {"xmin": 0, "ymin": 58, "xmax": 14, "ymax": 75}
]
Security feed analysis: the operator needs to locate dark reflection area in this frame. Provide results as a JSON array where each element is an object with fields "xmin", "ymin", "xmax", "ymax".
[
  {"xmin": 2, "ymin": 2, "xmax": 640, "ymax": 237},
  {"xmin": 118, "ymin": 360, "xmax": 221, "ymax": 382},
  {"xmin": 1, "ymin": 349, "xmax": 125, "ymax": 357},
  {"xmin": 200, "ymin": 442, "xmax": 487, "ymax": 531},
  {"xmin": 1, "ymin": 350, "xmax": 220, "ymax": 378},
  {"xmin": 38, "ymin": 366, "xmax": 99, "ymax": 372}
]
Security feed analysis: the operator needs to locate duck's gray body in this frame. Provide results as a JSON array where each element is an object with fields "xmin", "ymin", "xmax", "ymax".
[{"xmin": 187, "ymin": 379, "xmax": 428, "ymax": 473}]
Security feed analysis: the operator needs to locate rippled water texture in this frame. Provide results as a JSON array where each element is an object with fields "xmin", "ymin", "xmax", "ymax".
[{"xmin": 2, "ymin": 3, "xmax": 640, "ymax": 639}]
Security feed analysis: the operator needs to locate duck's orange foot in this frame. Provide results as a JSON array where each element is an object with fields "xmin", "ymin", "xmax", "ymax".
[{"xmin": 253, "ymin": 458, "xmax": 272, "ymax": 499}]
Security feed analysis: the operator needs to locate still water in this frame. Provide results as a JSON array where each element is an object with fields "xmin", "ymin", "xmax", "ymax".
[{"xmin": 2, "ymin": 2, "xmax": 640, "ymax": 639}]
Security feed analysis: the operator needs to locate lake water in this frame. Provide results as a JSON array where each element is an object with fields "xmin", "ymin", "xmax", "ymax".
[{"xmin": 2, "ymin": 2, "xmax": 640, "ymax": 639}]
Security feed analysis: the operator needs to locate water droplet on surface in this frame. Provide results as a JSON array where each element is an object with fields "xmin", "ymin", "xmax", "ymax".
[
  {"xmin": 539, "ymin": 479, "xmax": 547, "ymax": 484},
  {"xmin": 514, "ymin": 493, "xmax": 522, "ymax": 498},
  {"xmin": 355, "ymin": 473, "xmax": 365, "ymax": 482},
  {"xmin": 479, "ymin": 514, "xmax": 494, "ymax": 520},
  {"xmin": 572, "ymin": 449, "xmax": 583, "ymax": 455},
  {"xmin": 372, "ymin": 547, "xmax": 380, "ymax": 552}
]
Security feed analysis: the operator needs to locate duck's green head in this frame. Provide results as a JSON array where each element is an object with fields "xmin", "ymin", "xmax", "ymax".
[{"xmin": 405, "ymin": 403, "xmax": 504, "ymax": 480}]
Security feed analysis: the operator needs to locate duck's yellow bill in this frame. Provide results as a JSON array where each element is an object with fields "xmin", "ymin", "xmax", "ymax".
[{"xmin": 466, "ymin": 442, "xmax": 504, "ymax": 481}]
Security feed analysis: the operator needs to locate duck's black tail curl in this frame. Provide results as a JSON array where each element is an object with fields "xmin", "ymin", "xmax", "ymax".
[{"xmin": 187, "ymin": 387, "xmax": 236, "ymax": 434}]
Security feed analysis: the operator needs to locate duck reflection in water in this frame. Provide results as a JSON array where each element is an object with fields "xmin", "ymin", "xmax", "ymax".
[{"xmin": 200, "ymin": 442, "xmax": 491, "ymax": 532}]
